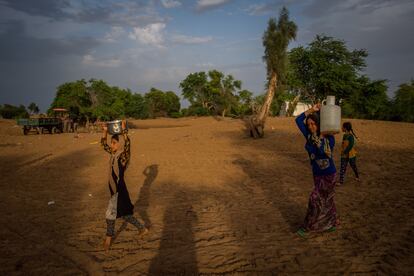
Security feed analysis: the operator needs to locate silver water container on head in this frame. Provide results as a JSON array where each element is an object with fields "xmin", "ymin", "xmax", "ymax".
[
  {"xmin": 107, "ymin": 120, "xmax": 127, "ymax": 135},
  {"xmin": 320, "ymin": 96, "xmax": 341, "ymax": 135}
]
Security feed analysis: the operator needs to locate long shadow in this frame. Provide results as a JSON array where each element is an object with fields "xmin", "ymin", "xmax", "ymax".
[
  {"xmin": 136, "ymin": 164, "xmax": 158, "ymax": 228},
  {"xmin": 0, "ymin": 149, "xmax": 101, "ymax": 274},
  {"xmin": 232, "ymin": 156, "xmax": 305, "ymax": 233},
  {"xmin": 148, "ymin": 187, "xmax": 198, "ymax": 275},
  {"xmin": 114, "ymin": 164, "xmax": 158, "ymax": 240},
  {"xmin": 224, "ymin": 125, "xmax": 311, "ymax": 233}
]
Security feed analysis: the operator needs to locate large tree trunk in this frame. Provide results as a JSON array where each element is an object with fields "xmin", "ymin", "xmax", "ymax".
[
  {"xmin": 286, "ymin": 94, "xmax": 301, "ymax": 117},
  {"xmin": 247, "ymin": 72, "xmax": 278, "ymax": 138}
]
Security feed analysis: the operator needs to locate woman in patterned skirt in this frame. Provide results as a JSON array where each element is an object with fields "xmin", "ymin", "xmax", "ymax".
[{"xmin": 295, "ymin": 103, "xmax": 338, "ymax": 237}]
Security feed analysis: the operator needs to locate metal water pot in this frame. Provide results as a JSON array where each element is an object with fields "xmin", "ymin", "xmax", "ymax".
[
  {"xmin": 320, "ymin": 96, "xmax": 341, "ymax": 134},
  {"xmin": 107, "ymin": 120, "xmax": 126, "ymax": 135}
]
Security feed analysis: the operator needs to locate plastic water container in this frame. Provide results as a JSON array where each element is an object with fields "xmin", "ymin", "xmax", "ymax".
[
  {"xmin": 320, "ymin": 96, "xmax": 341, "ymax": 135},
  {"xmin": 107, "ymin": 120, "xmax": 126, "ymax": 135}
]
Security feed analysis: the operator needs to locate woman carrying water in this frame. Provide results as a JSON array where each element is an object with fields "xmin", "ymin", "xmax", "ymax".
[
  {"xmin": 295, "ymin": 103, "xmax": 338, "ymax": 237},
  {"xmin": 101, "ymin": 120, "xmax": 148, "ymax": 250}
]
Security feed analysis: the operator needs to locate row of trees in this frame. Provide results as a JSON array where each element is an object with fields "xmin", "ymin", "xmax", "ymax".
[
  {"xmin": 46, "ymin": 71, "xmax": 290, "ymax": 121},
  {"xmin": 3, "ymin": 76, "xmax": 412, "ymax": 122},
  {"xmin": 48, "ymin": 79, "xmax": 180, "ymax": 121},
  {"xmin": 0, "ymin": 102, "xmax": 39, "ymax": 119}
]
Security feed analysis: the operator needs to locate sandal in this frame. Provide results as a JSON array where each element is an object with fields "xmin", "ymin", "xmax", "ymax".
[
  {"xmin": 296, "ymin": 227, "xmax": 307, "ymax": 238},
  {"xmin": 138, "ymin": 227, "xmax": 149, "ymax": 238},
  {"xmin": 326, "ymin": 226, "xmax": 336, "ymax": 233}
]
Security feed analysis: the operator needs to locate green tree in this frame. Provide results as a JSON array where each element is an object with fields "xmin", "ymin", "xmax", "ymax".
[
  {"xmin": 125, "ymin": 93, "xmax": 149, "ymax": 119},
  {"xmin": 49, "ymin": 79, "xmax": 91, "ymax": 120},
  {"xmin": 0, "ymin": 104, "xmax": 29, "ymax": 119},
  {"xmin": 180, "ymin": 72, "xmax": 213, "ymax": 112},
  {"xmin": 180, "ymin": 70, "xmax": 242, "ymax": 117},
  {"xmin": 392, "ymin": 80, "xmax": 414, "ymax": 122},
  {"xmin": 249, "ymin": 7, "xmax": 297, "ymax": 138},
  {"xmin": 208, "ymin": 70, "xmax": 242, "ymax": 117},
  {"xmin": 234, "ymin": 89, "xmax": 254, "ymax": 116},
  {"xmin": 289, "ymin": 35, "xmax": 368, "ymax": 102},
  {"xmin": 145, "ymin": 88, "xmax": 168, "ymax": 117},
  {"xmin": 341, "ymin": 77, "xmax": 389, "ymax": 120},
  {"xmin": 164, "ymin": 91, "xmax": 181, "ymax": 116},
  {"xmin": 144, "ymin": 88, "xmax": 181, "ymax": 118},
  {"xmin": 49, "ymin": 79, "xmax": 152, "ymax": 121},
  {"xmin": 28, "ymin": 102, "xmax": 40, "ymax": 114}
]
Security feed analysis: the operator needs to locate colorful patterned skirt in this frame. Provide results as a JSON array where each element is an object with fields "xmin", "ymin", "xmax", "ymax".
[{"xmin": 303, "ymin": 173, "xmax": 337, "ymax": 232}]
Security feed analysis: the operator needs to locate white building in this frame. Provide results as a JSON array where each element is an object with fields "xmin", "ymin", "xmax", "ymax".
[{"xmin": 279, "ymin": 101, "xmax": 312, "ymax": 117}]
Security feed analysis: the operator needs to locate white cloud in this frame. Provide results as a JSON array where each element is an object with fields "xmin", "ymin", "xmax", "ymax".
[
  {"xmin": 103, "ymin": 26, "xmax": 126, "ymax": 42},
  {"xmin": 82, "ymin": 54, "xmax": 121, "ymax": 68},
  {"xmin": 129, "ymin": 23, "xmax": 166, "ymax": 47},
  {"xmin": 140, "ymin": 66, "xmax": 189, "ymax": 83},
  {"xmin": 171, "ymin": 34, "xmax": 213, "ymax": 44},
  {"xmin": 196, "ymin": 62, "xmax": 214, "ymax": 68},
  {"xmin": 245, "ymin": 3, "xmax": 268, "ymax": 16},
  {"xmin": 196, "ymin": 0, "xmax": 232, "ymax": 12},
  {"xmin": 244, "ymin": 0, "xmax": 298, "ymax": 16},
  {"xmin": 161, "ymin": 0, "xmax": 182, "ymax": 8}
]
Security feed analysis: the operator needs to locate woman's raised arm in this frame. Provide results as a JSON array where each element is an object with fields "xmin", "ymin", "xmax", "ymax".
[{"xmin": 101, "ymin": 124, "xmax": 112, "ymax": 154}]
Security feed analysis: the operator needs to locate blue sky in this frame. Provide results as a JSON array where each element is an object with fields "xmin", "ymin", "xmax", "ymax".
[{"xmin": 0, "ymin": 0, "xmax": 413, "ymax": 111}]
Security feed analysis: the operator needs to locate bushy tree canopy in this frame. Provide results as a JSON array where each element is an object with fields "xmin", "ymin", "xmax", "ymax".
[
  {"xmin": 391, "ymin": 80, "xmax": 414, "ymax": 122},
  {"xmin": 49, "ymin": 79, "xmax": 180, "ymax": 120},
  {"xmin": 263, "ymin": 7, "xmax": 297, "ymax": 83},
  {"xmin": 289, "ymin": 35, "xmax": 368, "ymax": 102},
  {"xmin": 0, "ymin": 104, "xmax": 29, "ymax": 119},
  {"xmin": 180, "ymin": 70, "xmax": 242, "ymax": 117},
  {"xmin": 28, "ymin": 102, "xmax": 40, "ymax": 114}
]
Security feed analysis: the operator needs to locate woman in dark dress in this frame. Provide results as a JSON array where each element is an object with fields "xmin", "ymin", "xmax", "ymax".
[
  {"xmin": 295, "ymin": 104, "xmax": 338, "ymax": 237},
  {"xmin": 101, "ymin": 120, "xmax": 148, "ymax": 250}
]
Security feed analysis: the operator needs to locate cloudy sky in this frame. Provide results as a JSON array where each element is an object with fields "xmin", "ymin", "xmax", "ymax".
[{"xmin": 0, "ymin": 0, "xmax": 413, "ymax": 111}]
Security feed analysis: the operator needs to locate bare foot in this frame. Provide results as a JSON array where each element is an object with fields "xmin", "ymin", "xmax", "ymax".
[
  {"xmin": 138, "ymin": 227, "xmax": 149, "ymax": 238},
  {"xmin": 103, "ymin": 236, "xmax": 112, "ymax": 251},
  {"xmin": 355, "ymin": 177, "xmax": 361, "ymax": 182}
]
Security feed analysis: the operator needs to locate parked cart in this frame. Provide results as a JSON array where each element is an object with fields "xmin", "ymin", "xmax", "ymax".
[{"xmin": 17, "ymin": 117, "xmax": 63, "ymax": 135}]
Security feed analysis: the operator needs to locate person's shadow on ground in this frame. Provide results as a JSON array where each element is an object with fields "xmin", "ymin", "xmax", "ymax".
[{"xmin": 136, "ymin": 164, "xmax": 158, "ymax": 228}]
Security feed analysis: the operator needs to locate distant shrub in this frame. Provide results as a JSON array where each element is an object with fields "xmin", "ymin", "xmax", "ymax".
[
  {"xmin": 169, "ymin": 112, "xmax": 182, "ymax": 118},
  {"xmin": 187, "ymin": 106, "xmax": 211, "ymax": 116},
  {"xmin": 0, "ymin": 104, "xmax": 29, "ymax": 119}
]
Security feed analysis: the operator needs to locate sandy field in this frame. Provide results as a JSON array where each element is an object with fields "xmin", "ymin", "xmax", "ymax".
[{"xmin": 0, "ymin": 116, "xmax": 413, "ymax": 275}]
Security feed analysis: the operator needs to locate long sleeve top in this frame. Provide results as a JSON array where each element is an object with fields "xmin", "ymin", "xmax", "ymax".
[
  {"xmin": 295, "ymin": 112, "xmax": 336, "ymax": 176},
  {"xmin": 341, "ymin": 133, "xmax": 357, "ymax": 159}
]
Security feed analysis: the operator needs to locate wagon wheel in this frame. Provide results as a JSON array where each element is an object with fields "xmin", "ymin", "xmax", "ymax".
[{"xmin": 51, "ymin": 127, "xmax": 58, "ymax": 134}]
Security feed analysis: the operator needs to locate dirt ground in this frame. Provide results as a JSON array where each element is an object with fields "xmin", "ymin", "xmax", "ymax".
[{"xmin": 0, "ymin": 116, "xmax": 413, "ymax": 275}]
